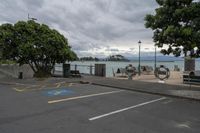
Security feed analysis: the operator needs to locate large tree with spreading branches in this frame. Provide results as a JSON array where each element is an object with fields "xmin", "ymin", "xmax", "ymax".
[
  {"xmin": 0, "ymin": 20, "xmax": 77, "ymax": 77},
  {"xmin": 145, "ymin": 0, "xmax": 200, "ymax": 58}
]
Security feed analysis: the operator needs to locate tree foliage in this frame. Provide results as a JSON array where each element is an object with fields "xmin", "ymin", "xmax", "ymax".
[
  {"xmin": 0, "ymin": 20, "xmax": 77, "ymax": 77},
  {"xmin": 145, "ymin": 0, "xmax": 200, "ymax": 57}
]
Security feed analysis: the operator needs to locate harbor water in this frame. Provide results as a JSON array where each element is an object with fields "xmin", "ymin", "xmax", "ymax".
[{"xmin": 55, "ymin": 60, "xmax": 200, "ymax": 77}]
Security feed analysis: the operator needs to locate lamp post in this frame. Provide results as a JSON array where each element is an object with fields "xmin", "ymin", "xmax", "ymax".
[
  {"xmin": 154, "ymin": 45, "xmax": 157, "ymax": 70},
  {"xmin": 138, "ymin": 40, "xmax": 141, "ymax": 76}
]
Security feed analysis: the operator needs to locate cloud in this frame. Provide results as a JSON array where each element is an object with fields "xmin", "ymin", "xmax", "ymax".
[
  {"xmin": 0, "ymin": 0, "xmax": 158, "ymax": 58},
  {"xmin": 105, "ymin": 48, "xmax": 119, "ymax": 52}
]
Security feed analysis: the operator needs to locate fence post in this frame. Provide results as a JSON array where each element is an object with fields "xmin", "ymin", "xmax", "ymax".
[
  {"xmin": 89, "ymin": 65, "xmax": 93, "ymax": 75},
  {"xmin": 75, "ymin": 64, "xmax": 77, "ymax": 71}
]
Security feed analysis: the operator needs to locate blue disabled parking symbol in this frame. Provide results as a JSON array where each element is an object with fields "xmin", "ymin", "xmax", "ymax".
[{"xmin": 44, "ymin": 88, "xmax": 74, "ymax": 97}]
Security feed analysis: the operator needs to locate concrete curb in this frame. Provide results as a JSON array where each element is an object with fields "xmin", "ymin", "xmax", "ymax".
[
  {"xmin": 0, "ymin": 79, "xmax": 83, "ymax": 86},
  {"xmin": 0, "ymin": 82, "xmax": 20, "ymax": 85},
  {"xmin": 91, "ymin": 82, "xmax": 200, "ymax": 102}
]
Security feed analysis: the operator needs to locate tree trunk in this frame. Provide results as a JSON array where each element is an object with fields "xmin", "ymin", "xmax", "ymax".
[{"xmin": 33, "ymin": 68, "xmax": 52, "ymax": 78}]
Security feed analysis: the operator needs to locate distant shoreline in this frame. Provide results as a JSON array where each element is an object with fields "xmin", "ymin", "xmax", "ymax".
[
  {"xmin": 77, "ymin": 60, "xmax": 178, "ymax": 62},
  {"xmin": 73, "ymin": 59, "xmax": 200, "ymax": 63}
]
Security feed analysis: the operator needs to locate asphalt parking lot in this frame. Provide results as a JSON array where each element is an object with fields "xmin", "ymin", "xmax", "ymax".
[{"xmin": 0, "ymin": 83, "xmax": 200, "ymax": 133}]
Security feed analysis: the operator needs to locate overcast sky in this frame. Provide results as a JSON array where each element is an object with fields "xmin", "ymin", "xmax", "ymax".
[{"xmin": 0, "ymin": 0, "xmax": 159, "ymax": 58}]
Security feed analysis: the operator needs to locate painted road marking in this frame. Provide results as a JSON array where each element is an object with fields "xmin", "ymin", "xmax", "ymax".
[
  {"xmin": 48, "ymin": 90, "xmax": 124, "ymax": 104},
  {"xmin": 69, "ymin": 83, "xmax": 73, "ymax": 87},
  {"xmin": 89, "ymin": 97, "xmax": 166, "ymax": 121},
  {"xmin": 55, "ymin": 81, "xmax": 66, "ymax": 88},
  {"xmin": 13, "ymin": 86, "xmax": 45, "ymax": 92},
  {"xmin": 45, "ymin": 89, "xmax": 74, "ymax": 96},
  {"xmin": 12, "ymin": 82, "xmax": 74, "ymax": 92},
  {"xmin": 56, "ymin": 83, "xmax": 61, "ymax": 88},
  {"xmin": 13, "ymin": 88, "xmax": 26, "ymax": 92}
]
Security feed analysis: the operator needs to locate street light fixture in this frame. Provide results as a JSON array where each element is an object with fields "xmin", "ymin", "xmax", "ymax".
[
  {"xmin": 28, "ymin": 13, "xmax": 37, "ymax": 21},
  {"xmin": 138, "ymin": 40, "xmax": 141, "ymax": 76}
]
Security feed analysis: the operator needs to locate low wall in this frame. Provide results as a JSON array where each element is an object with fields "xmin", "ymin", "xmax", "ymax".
[{"xmin": 0, "ymin": 64, "xmax": 34, "ymax": 79}]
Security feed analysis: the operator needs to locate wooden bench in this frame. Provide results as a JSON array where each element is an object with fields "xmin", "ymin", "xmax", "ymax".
[
  {"xmin": 183, "ymin": 75, "xmax": 200, "ymax": 85},
  {"xmin": 70, "ymin": 70, "xmax": 81, "ymax": 77}
]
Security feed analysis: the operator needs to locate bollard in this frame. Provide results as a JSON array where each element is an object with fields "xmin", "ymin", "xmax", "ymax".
[
  {"xmin": 89, "ymin": 65, "xmax": 93, "ymax": 75},
  {"xmin": 18, "ymin": 72, "xmax": 23, "ymax": 79}
]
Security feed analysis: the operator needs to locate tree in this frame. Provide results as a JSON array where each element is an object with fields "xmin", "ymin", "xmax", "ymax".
[
  {"xmin": 145, "ymin": 0, "xmax": 200, "ymax": 58},
  {"xmin": 0, "ymin": 20, "xmax": 77, "ymax": 77},
  {"xmin": 0, "ymin": 23, "xmax": 17, "ymax": 60}
]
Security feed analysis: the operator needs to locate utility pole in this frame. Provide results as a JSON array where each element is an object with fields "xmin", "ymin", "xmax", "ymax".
[
  {"xmin": 138, "ymin": 40, "xmax": 141, "ymax": 76},
  {"xmin": 154, "ymin": 45, "xmax": 157, "ymax": 70}
]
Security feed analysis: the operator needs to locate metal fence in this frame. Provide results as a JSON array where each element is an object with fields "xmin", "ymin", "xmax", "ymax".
[
  {"xmin": 53, "ymin": 64, "xmax": 95, "ymax": 76},
  {"xmin": 71, "ymin": 64, "xmax": 95, "ymax": 75}
]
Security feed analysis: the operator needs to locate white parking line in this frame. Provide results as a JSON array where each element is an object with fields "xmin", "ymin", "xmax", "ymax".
[
  {"xmin": 48, "ymin": 90, "xmax": 124, "ymax": 104},
  {"xmin": 89, "ymin": 97, "xmax": 166, "ymax": 121}
]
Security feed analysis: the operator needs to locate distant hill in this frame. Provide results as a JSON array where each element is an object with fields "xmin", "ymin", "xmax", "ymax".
[
  {"xmin": 106, "ymin": 55, "xmax": 129, "ymax": 62},
  {"xmin": 126, "ymin": 56, "xmax": 184, "ymax": 62},
  {"xmin": 97, "ymin": 55, "xmax": 200, "ymax": 62}
]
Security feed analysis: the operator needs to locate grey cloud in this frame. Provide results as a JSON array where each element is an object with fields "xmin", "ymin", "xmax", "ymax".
[
  {"xmin": 0, "ymin": 0, "xmax": 158, "ymax": 57},
  {"xmin": 22, "ymin": 0, "xmax": 44, "ymax": 9},
  {"xmin": 0, "ymin": 1, "xmax": 26, "ymax": 23},
  {"xmin": 91, "ymin": 0, "xmax": 112, "ymax": 11},
  {"xmin": 110, "ymin": 0, "xmax": 157, "ymax": 23},
  {"xmin": 105, "ymin": 48, "xmax": 119, "ymax": 52}
]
